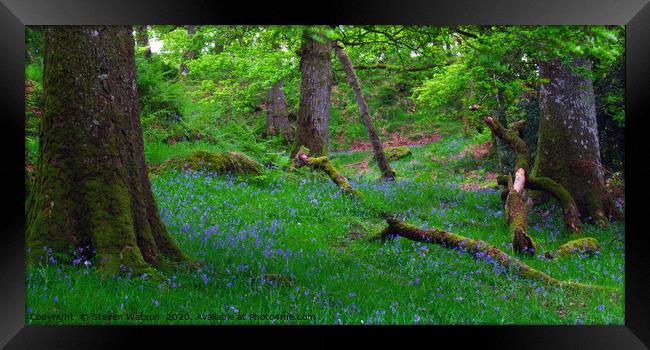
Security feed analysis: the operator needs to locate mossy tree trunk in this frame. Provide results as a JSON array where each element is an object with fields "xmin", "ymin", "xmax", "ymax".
[
  {"xmin": 27, "ymin": 26, "xmax": 187, "ymax": 273},
  {"xmin": 266, "ymin": 80, "xmax": 292, "ymax": 141},
  {"xmin": 485, "ymin": 116, "xmax": 582, "ymax": 233},
  {"xmin": 292, "ymin": 30, "xmax": 332, "ymax": 158},
  {"xmin": 506, "ymin": 169, "xmax": 536, "ymax": 255},
  {"xmin": 292, "ymin": 146, "xmax": 362, "ymax": 197},
  {"xmin": 534, "ymin": 57, "xmax": 620, "ymax": 225},
  {"xmin": 135, "ymin": 25, "xmax": 151, "ymax": 59},
  {"xmin": 334, "ymin": 43, "xmax": 395, "ymax": 181}
]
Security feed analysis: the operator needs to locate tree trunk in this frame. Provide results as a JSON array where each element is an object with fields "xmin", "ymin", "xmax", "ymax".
[
  {"xmin": 135, "ymin": 25, "xmax": 152, "ymax": 59},
  {"xmin": 291, "ymin": 31, "xmax": 332, "ymax": 158},
  {"xmin": 180, "ymin": 25, "xmax": 196, "ymax": 76},
  {"xmin": 266, "ymin": 80, "xmax": 292, "ymax": 140},
  {"xmin": 334, "ymin": 43, "xmax": 395, "ymax": 180},
  {"xmin": 27, "ymin": 26, "xmax": 187, "ymax": 273},
  {"xmin": 534, "ymin": 57, "xmax": 618, "ymax": 225}
]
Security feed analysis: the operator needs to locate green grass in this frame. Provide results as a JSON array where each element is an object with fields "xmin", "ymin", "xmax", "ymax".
[{"xmin": 26, "ymin": 131, "xmax": 624, "ymax": 325}]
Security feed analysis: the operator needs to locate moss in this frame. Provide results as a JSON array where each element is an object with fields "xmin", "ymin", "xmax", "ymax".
[
  {"xmin": 155, "ymin": 150, "xmax": 263, "ymax": 175},
  {"xmin": 27, "ymin": 27, "xmax": 189, "ymax": 275},
  {"xmin": 383, "ymin": 146, "xmax": 412, "ymax": 161},
  {"xmin": 292, "ymin": 146, "xmax": 362, "ymax": 197},
  {"xmin": 380, "ymin": 217, "xmax": 613, "ymax": 292},
  {"xmin": 527, "ymin": 176, "xmax": 582, "ymax": 233},
  {"xmin": 544, "ymin": 238, "xmax": 601, "ymax": 259},
  {"xmin": 505, "ymin": 189, "xmax": 536, "ymax": 255},
  {"xmin": 306, "ymin": 156, "xmax": 362, "ymax": 197},
  {"xmin": 484, "ymin": 116, "xmax": 530, "ymax": 172}
]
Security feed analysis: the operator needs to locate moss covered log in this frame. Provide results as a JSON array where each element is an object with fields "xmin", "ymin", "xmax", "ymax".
[
  {"xmin": 383, "ymin": 146, "xmax": 412, "ymax": 161},
  {"xmin": 544, "ymin": 238, "xmax": 601, "ymax": 259},
  {"xmin": 27, "ymin": 26, "xmax": 188, "ymax": 275},
  {"xmin": 505, "ymin": 171, "xmax": 536, "ymax": 255},
  {"xmin": 293, "ymin": 146, "xmax": 362, "ymax": 197},
  {"xmin": 380, "ymin": 217, "xmax": 611, "ymax": 292},
  {"xmin": 153, "ymin": 150, "xmax": 263, "ymax": 175}
]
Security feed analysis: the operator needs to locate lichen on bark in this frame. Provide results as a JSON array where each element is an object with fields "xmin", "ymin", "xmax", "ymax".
[{"xmin": 534, "ymin": 57, "xmax": 621, "ymax": 225}]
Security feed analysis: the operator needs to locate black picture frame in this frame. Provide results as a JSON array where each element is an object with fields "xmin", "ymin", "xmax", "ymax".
[{"xmin": 1, "ymin": 0, "xmax": 648, "ymax": 348}]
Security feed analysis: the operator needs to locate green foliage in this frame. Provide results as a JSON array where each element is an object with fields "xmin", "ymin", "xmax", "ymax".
[{"xmin": 25, "ymin": 25, "xmax": 626, "ymax": 325}]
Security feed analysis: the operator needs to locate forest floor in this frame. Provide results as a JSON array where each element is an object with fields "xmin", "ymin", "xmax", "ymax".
[{"xmin": 25, "ymin": 125, "xmax": 625, "ymax": 325}]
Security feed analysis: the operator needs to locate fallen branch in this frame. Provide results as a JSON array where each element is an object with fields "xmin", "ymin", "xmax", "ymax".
[
  {"xmin": 484, "ymin": 116, "xmax": 529, "ymax": 171},
  {"xmin": 497, "ymin": 175, "xmax": 582, "ymax": 233},
  {"xmin": 292, "ymin": 146, "xmax": 362, "ymax": 197},
  {"xmin": 506, "ymin": 169, "xmax": 536, "ymax": 255},
  {"xmin": 380, "ymin": 217, "xmax": 613, "ymax": 292},
  {"xmin": 485, "ymin": 116, "xmax": 581, "ymax": 234}
]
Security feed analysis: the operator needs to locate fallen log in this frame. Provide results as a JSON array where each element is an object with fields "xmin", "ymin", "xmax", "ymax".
[
  {"xmin": 380, "ymin": 217, "xmax": 612, "ymax": 292},
  {"xmin": 292, "ymin": 146, "xmax": 362, "ymax": 197}
]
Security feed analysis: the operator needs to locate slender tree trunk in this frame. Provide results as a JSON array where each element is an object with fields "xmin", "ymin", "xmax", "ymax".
[
  {"xmin": 135, "ymin": 25, "xmax": 152, "ymax": 59},
  {"xmin": 27, "ymin": 26, "xmax": 187, "ymax": 273},
  {"xmin": 334, "ymin": 44, "xmax": 395, "ymax": 180},
  {"xmin": 291, "ymin": 30, "xmax": 332, "ymax": 157},
  {"xmin": 180, "ymin": 25, "xmax": 196, "ymax": 76},
  {"xmin": 266, "ymin": 80, "xmax": 292, "ymax": 140},
  {"xmin": 534, "ymin": 57, "xmax": 619, "ymax": 225}
]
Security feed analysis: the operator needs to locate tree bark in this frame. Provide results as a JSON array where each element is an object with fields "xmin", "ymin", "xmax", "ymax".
[
  {"xmin": 506, "ymin": 170, "xmax": 536, "ymax": 255},
  {"xmin": 291, "ymin": 31, "xmax": 332, "ymax": 158},
  {"xmin": 27, "ymin": 26, "xmax": 187, "ymax": 273},
  {"xmin": 534, "ymin": 57, "xmax": 620, "ymax": 225},
  {"xmin": 334, "ymin": 43, "xmax": 395, "ymax": 181},
  {"xmin": 485, "ymin": 116, "xmax": 582, "ymax": 233},
  {"xmin": 266, "ymin": 80, "xmax": 292, "ymax": 140}
]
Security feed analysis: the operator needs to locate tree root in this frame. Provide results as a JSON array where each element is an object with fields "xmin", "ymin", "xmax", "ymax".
[
  {"xmin": 379, "ymin": 217, "xmax": 614, "ymax": 292},
  {"xmin": 292, "ymin": 146, "xmax": 362, "ymax": 197}
]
